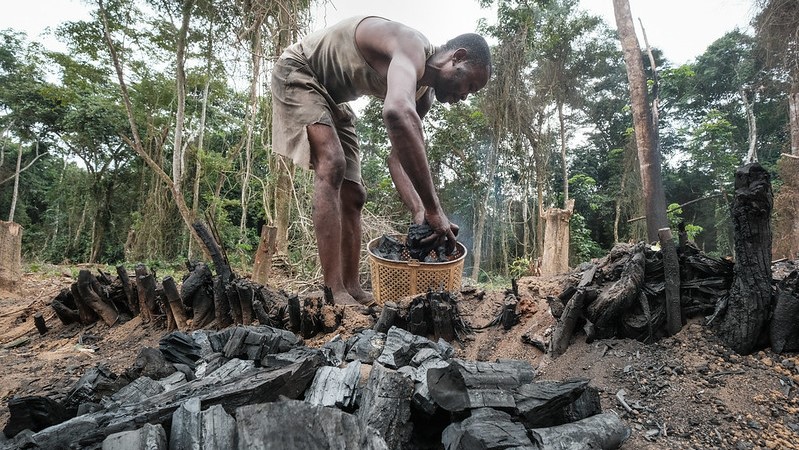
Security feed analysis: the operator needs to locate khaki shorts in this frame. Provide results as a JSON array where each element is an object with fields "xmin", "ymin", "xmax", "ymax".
[{"xmin": 271, "ymin": 52, "xmax": 361, "ymax": 183}]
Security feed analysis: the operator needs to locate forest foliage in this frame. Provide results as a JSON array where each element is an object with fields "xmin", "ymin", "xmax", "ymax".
[{"xmin": 0, "ymin": 0, "xmax": 793, "ymax": 283}]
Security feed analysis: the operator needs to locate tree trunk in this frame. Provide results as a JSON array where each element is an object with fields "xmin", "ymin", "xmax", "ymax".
[
  {"xmin": 98, "ymin": 0, "xmax": 210, "ymax": 262},
  {"xmin": 252, "ymin": 225, "xmax": 277, "ymax": 286},
  {"xmin": 0, "ymin": 220, "xmax": 22, "ymax": 290},
  {"xmin": 789, "ymin": 82, "xmax": 799, "ymax": 156},
  {"xmin": 613, "ymin": 0, "xmax": 668, "ymax": 243},
  {"xmin": 558, "ymin": 101, "xmax": 569, "ymax": 204},
  {"xmin": 658, "ymin": 227, "xmax": 682, "ymax": 336},
  {"xmin": 718, "ymin": 163, "xmax": 773, "ymax": 355},
  {"xmin": 8, "ymin": 144, "xmax": 22, "ymax": 223},
  {"xmin": 541, "ymin": 199, "xmax": 574, "ymax": 276}
]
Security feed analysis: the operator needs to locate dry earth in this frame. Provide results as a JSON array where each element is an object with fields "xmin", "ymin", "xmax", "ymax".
[{"xmin": 0, "ymin": 266, "xmax": 798, "ymax": 449}]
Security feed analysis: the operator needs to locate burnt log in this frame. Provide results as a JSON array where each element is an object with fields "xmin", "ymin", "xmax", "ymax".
[
  {"xmin": 135, "ymin": 265, "xmax": 158, "ymax": 323},
  {"xmin": 287, "ymin": 294, "xmax": 301, "ymax": 332},
  {"xmin": 770, "ymin": 270, "xmax": 799, "ymax": 353},
  {"xmin": 101, "ymin": 422, "xmax": 167, "ymax": 450},
  {"xmin": 586, "ymin": 244, "xmax": 646, "ymax": 329},
  {"xmin": 182, "ymin": 263, "xmax": 214, "ymax": 329},
  {"xmin": 116, "ymin": 265, "xmax": 139, "ymax": 316},
  {"xmin": 200, "ymin": 404, "xmax": 237, "ymax": 450},
  {"xmin": 345, "ymin": 329, "xmax": 386, "ymax": 364},
  {"xmin": 236, "ymin": 400, "xmax": 387, "ymax": 450},
  {"xmin": 500, "ymin": 294, "xmax": 519, "ymax": 330},
  {"xmin": 235, "ymin": 279, "xmax": 255, "ymax": 326},
  {"xmin": 719, "ymin": 163, "xmax": 773, "ymax": 354},
  {"xmin": 169, "ymin": 397, "xmax": 201, "ymax": 450},
  {"xmin": 442, "ymin": 407, "xmax": 533, "ymax": 450},
  {"xmin": 374, "ymin": 301, "xmax": 399, "ymax": 334},
  {"xmin": 427, "ymin": 359, "xmax": 535, "ymax": 411},
  {"xmin": 529, "ymin": 412, "xmax": 631, "ymax": 449},
  {"xmin": 357, "ymin": 362, "xmax": 414, "ymax": 450},
  {"xmin": 377, "ymin": 326, "xmax": 448, "ymax": 369},
  {"xmin": 512, "ymin": 378, "xmax": 590, "ymax": 428},
  {"xmin": 550, "ymin": 289, "xmax": 586, "ymax": 357},
  {"xmin": 71, "ymin": 282, "xmax": 98, "ymax": 325},
  {"xmin": 304, "ymin": 361, "xmax": 361, "ymax": 409},
  {"xmin": 51, "ymin": 297, "xmax": 80, "ymax": 325},
  {"xmin": 406, "ymin": 297, "xmax": 430, "ymax": 336},
  {"xmin": 212, "ymin": 276, "xmax": 233, "ymax": 329},
  {"xmin": 27, "ymin": 357, "xmax": 322, "ymax": 449},
  {"xmin": 77, "ymin": 270, "xmax": 119, "ymax": 326},
  {"xmin": 430, "ymin": 294, "xmax": 456, "ymax": 341},
  {"xmin": 3, "ymin": 396, "xmax": 72, "ymax": 438},
  {"xmin": 162, "ymin": 276, "xmax": 189, "ymax": 331}
]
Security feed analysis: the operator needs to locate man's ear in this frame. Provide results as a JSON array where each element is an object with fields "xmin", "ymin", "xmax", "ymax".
[{"xmin": 452, "ymin": 48, "xmax": 468, "ymax": 63}]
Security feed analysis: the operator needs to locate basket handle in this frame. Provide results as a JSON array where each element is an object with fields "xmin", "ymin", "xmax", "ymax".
[{"xmin": 407, "ymin": 259, "xmax": 421, "ymax": 267}]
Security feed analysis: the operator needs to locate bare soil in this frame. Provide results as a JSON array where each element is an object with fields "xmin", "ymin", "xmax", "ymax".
[{"xmin": 1, "ymin": 267, "xmax": 798, "ymax": 449}]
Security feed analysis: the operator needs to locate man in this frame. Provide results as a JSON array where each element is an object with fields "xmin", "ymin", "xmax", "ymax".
[{"xmin": 271, "ymin": 16, "xmax": 491, "ymax": 307}]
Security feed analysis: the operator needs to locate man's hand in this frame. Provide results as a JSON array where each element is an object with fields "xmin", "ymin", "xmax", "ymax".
[{"xmin": 421, "ymin": 209, "xmax": 459, "ymax": 255}]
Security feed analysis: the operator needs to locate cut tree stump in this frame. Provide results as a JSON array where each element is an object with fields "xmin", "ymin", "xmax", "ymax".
[
  {"xmin": 77, "ymin": 270, "xmax": 119, "ymax": 326},
  {"xmin": 658, "ymin": 227, "xmax": 682, "ymax": 336},
  {"xmin": 0, "ymin": 220, "xmax": 21, "ymax": 290},
  {"xmin": 719, "ymin": 163, "xmax": 773, "ymax": 355}
]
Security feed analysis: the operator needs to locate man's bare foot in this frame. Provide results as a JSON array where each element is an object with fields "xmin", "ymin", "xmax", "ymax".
[
  {"xmin": 348, "ymin": 287, "xmax": 376, "ymax": 307},
  {"xmin": 332, "ymin": 291, "xmax": 360, "ymax": 306}
]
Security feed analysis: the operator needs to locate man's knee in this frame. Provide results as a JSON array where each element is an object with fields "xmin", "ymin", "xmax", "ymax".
[{"xmin": 342, "ymin": 181, "xmax": 367, "ymax": 211}]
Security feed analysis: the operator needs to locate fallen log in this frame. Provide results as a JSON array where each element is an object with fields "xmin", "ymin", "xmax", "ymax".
[
  {"xmin": 427, "ymin": 359, "xmax": 535, "ymax": 411},
  {"xmin": 587, "ymin": 244, "xmax": 646, "ymax": 329},
  {"xmin": 529, "ymin": 412, "xmax": 631, "ymax": 450},
  {"xmin": 236, "ymin": 400, "xmax": 387, "ymax": 450},
  {"xmin": 442, "ymin": 407, "xmax": 533, "ymax": 449},
  {"xmin": 550, "ymin": 289, "xmax": 586, "ymax": 357},
  {"xmin": 513, "ymin": 378, "xmax": 591, "ymax": 428}
]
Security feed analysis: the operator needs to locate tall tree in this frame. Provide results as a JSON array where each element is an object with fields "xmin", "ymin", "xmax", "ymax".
[{"xmin": 612, "ymin": 0, "xmax": 668, "ymax": 242}]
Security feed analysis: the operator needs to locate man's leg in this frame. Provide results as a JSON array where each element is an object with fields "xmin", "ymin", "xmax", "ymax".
[
  {"xmin": 306, "ymin": 123, "xmax": 359, "ymax": 305},
  {"xmin": 340, "ymin": 180, "xmax": 374, "ymax": 305}
]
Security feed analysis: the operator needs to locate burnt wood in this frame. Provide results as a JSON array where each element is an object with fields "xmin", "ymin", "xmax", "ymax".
[
  {"xmin": 236, "ymin": 400, "xmax": 387, "ymax": 450},
  {"xmin": 512, "ymin": 378, "xmax": 590, "ymax": 428},
  {"xmin": 162, "ymin": 276, "xmax": 189, "ymax": 331},
  {"xmin": 374, "ymin": 301, "xmax": 399, "ymax": 334},
  {"xmin": 304, "ymin": 360, "xmax": 361, "ymax": 409},
  {"xmin": 427, "ymin": 359, "xmax": 535, "ymax": 411},
  {"xmin": 135, "ymin": 265, "xmax": 158, "ymax": 323},
  {"xmin": 212, "ymin": 276, "xmax": 233, "ymax": 329},
  {"xmin": 586, "ymin": 244, "xmax": 646, "ymax": 329},
  {"xmin": 77, "ymin": 269, "xmax": 119, "ymax": 326},
  {"xmin": 357, "ymin": 363, "xmax": 414, "ymax": 450},
  {"xmin": 442, "ymin": 407, "xmax": 533, "ymax": 449},
  {"xmin": 529, "ymin": 412, "xmax": 631, "ymax": 449},
  {"xmin": 719, "ymin": 163, "xmax": 774, "ymax": 354},
  {"xmin": 116, "ymin": 265, "xmax": 139, "ymax": 316}
]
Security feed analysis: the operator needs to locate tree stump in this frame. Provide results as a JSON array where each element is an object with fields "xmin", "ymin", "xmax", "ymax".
[
  {"xmin": 541, "ymin": 199, "xmax": 574, "ymax": 276},
  {"xmin": 719, "ymin": 163, "xmax": 773, "ymax": 355},
  {"xmin": 0, "ymin": 220, "xmax": 21, "ymax": 290}
]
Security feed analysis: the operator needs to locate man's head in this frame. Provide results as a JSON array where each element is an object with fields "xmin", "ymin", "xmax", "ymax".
[{"xmin": 433, "ymin": 33, "xmax": 492, "ymax": 104}]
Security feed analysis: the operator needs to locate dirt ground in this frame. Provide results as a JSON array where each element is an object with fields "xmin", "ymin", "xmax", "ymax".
[{"xmin": 1, "ymin": 266, "xmax": 798, "ymax": 449}]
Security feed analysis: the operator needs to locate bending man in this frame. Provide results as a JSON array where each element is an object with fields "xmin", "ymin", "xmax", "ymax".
[{"xmin": 271, "ymin": 16, "xmax": 491, "ymax": 307}]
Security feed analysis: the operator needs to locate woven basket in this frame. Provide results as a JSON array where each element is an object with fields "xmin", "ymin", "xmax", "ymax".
[{"xmin": 367, "ymin": 235, "xmax": 467, "ymax": 304}]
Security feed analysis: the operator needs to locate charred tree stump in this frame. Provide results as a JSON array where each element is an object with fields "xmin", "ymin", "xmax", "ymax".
[
  {"xmin": 430, "ymin": 294, "xmax": 456, "ymax": 341},
  {"xmin": 162, "ymin": 276, "xmax": 189, "ymax": 331},
  {"xmin": 33, "ymin": 313, "xmax": 47, "ymax": 335},
  {"xmin": 500, "ymin": 294, "xmax": 519, "ymax": 331},
  {"xmin": 586, "ymin": 244, "xmax": 646, "ymax": 329},
  {"xmin": 135, "ymin": 265, "xmax": 158, "ymax": 323},
  {"xmin": 236, "ymin": 280, "xmax": 255, "ymax": 326},
  {"xmin": 374, "ymin": 302, "xmax": 399, "ymax": 334},
  {"xmin": 77, "ymin": 270, "xmax": 119, "ymax": 326},
  {"xmin": 406, "ymin": 297, "xmax": 430, "ymax": 336},
  {"xmin": 116, "ymin": 265, "xmax": 139, "ymax": 316},
  {"xmin": 287, "ymin": 294, "xmax": 301, "ymax": 332},
  {"xmin": 212, "ymin": 276, "xmax": 233, "ymax": 329},
  {"xmin": 183, "ymin": 263, "xmax": 214, "ymax": 329},
  {"xmin": 719, "ymin": 163, "xmax": 773, "ymax": 355},
  {"xmin": 658, "ymin": 228, "xmax": 682, "ymax": 336}
]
